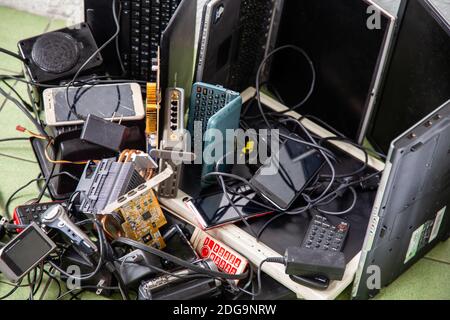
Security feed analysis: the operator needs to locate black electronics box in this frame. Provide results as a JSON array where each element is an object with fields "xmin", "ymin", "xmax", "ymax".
[
  {"xmin": 18, "ymin": 23, "xmax": 103, "ymax": 84},
  {"xmin": 31, "ymin": 121, "xmax": 146, "ymax": 200}
]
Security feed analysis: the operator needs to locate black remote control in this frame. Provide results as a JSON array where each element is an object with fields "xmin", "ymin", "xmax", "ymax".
[
  {"xmin": 289, "ymin": 215, "xmax": 349, "ymax": 290},
  {"xmin": 13, "ymin": 201, "xmax": 67, "ymax": 229},
  {"xmin": 302, "ymin": 214, "xmax": 349, "ymax": 252}
]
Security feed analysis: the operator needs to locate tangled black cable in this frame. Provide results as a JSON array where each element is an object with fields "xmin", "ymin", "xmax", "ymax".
[{"xmin": 64, "ymin": 0, "xmax": 121, "ymax": 121}]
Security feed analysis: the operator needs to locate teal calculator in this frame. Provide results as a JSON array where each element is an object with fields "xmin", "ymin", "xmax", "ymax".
[{"xmin": 187, "ymin": 82, "xmax": 242, "ymax": 184}]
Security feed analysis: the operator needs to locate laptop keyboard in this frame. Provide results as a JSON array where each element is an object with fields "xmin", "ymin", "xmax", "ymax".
[{"xmin": 120, "ymin": 0, "xmax": 182, "ymax": 82}]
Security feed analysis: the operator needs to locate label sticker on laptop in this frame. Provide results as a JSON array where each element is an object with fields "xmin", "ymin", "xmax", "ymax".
[
  {"xmin": 429, "ymin": 206, "xmax": 446, "ymax": 243},
  {"xmin": 404, "ymin": 220, "xmax": 434, "ymax": 264},
  {"xmin": 405, "ymin": 225, "xmax": 423, "ymax": 264}
]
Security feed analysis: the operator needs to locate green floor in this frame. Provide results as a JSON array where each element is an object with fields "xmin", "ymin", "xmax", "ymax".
[{"xmin": 0, "ymin": 6, "xmax": 449, "ymax": 300}]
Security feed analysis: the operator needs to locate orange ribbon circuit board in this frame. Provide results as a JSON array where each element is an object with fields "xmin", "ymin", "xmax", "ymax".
[{"xmin": 118, "ymin": 188, "xmax": 167, "ymax": 249}]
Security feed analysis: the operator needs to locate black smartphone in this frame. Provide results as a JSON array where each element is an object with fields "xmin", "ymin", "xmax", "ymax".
[{"xmin": 250, "ymin": 134, "xmax": 325, "ymax": 210}]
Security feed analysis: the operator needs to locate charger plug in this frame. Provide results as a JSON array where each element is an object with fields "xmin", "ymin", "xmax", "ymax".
[
  {"xmin": 284, "ymin": 246, "xmax": 346, "ymax": 280},
  {"xmin": 0, "ymin": 216, "xmax": 8, "ymax": 241}
]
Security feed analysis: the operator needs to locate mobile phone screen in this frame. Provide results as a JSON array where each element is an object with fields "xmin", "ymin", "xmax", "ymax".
[
  {"xmin": 190, "ymin": 185, "xmax": 273, "ymax": 229},
  {"xmin": 52, "ymin": 84, "xmax": 137, "ymax": 122}
]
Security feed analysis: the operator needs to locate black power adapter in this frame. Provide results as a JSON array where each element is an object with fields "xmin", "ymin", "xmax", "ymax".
[
  {"xmin": 284, "ymin": 246, "xmax": 346, "ymax": 280},
  {"xmin": 263, "ymin": 247, "xmax": 347, "ymax": 291},
  {"xmin": 80, "ymin": 114, "xmax": 143, "ymax": 152}
]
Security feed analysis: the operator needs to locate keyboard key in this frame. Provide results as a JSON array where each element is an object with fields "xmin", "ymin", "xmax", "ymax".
[
  {"xmin": 131, "ymin": 37, "xmax": 140, "ymax": 45},
  {"xmin": 142, "ymin": 8, "xmax": 151, "ymax": 16},
  {"xmin": 131, "ymin": 45, "xmax": 139, "ymax": 53},
  {"xmin": 131, "ymin": 2, "xmax": 141, "ymax": 10},
  {"xmin": 131, "ymin": 10, "xmax": 140, "ymax": 18},
  {"xmin": 131, "ymin": 19, "xmax": 140, "ymax": 28},
  {"xmin": 131, "ymin": 28, "xmax": 140, "ymax": 37},
  {"xmin": 123, "ymin": 1, "xmax": 131, "ymax": 10},
  {"xmin": 142, "ymin": 16, "xmax": 151, "ymax": 25}
]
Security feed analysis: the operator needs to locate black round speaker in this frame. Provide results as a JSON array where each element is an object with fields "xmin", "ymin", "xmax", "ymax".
[{"xmin": 31, "ymin": 32, "xmax": 80, "ymax": 74}]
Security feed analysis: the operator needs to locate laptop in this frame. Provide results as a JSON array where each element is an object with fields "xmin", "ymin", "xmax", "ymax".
[
  {"xmin": 195, "ymin": 0, "xmax": 284, "ymax": 91},
  {"xmin": 367, "ymin": 0, "xmax": 450, "ymax": 154},
  {"xmin": 352, "ymin": 98, "xmax": 450, "ymax": 299}
]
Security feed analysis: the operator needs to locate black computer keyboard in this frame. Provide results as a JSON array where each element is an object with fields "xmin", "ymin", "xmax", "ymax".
[
  {"xmin": 229, "ymin": 0, "xmax": 277, "ymax": 91},
  {"xmin": 120, "ymin": 0, "xmax": 182, "ymax": 82}
]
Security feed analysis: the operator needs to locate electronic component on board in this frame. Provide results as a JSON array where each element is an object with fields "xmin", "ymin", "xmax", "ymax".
[
  {"xmin": 76, "ymin": 159, "xmax": 145, "ymax": 214},
  {"xmin": 102, "ymin": 166, "xmax": 174, "ymax": 248},
  {"xmin": 158, "ymin": 87, "xmax": 186, "ymax": 198},
  {"xmin": 146, "ymin": 82, "xmax": 160, "ymax": 152},
  {"xmin": 118, "ymin": 188, "xmax": 167, "ymax": 249}
]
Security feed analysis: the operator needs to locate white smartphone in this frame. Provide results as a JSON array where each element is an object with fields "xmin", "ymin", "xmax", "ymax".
[{"xmin": 43, "ymin": 82, "xmax": 145, "ymax": 126}]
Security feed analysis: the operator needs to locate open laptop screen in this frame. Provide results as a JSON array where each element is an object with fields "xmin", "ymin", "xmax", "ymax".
[
  {"xmin": 367, "ymin": 0, "xmax": 450, "ymax": 154},
  {"xmin": 269, "ymin": 0, "xmax": 394, "ymax": 142}
]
